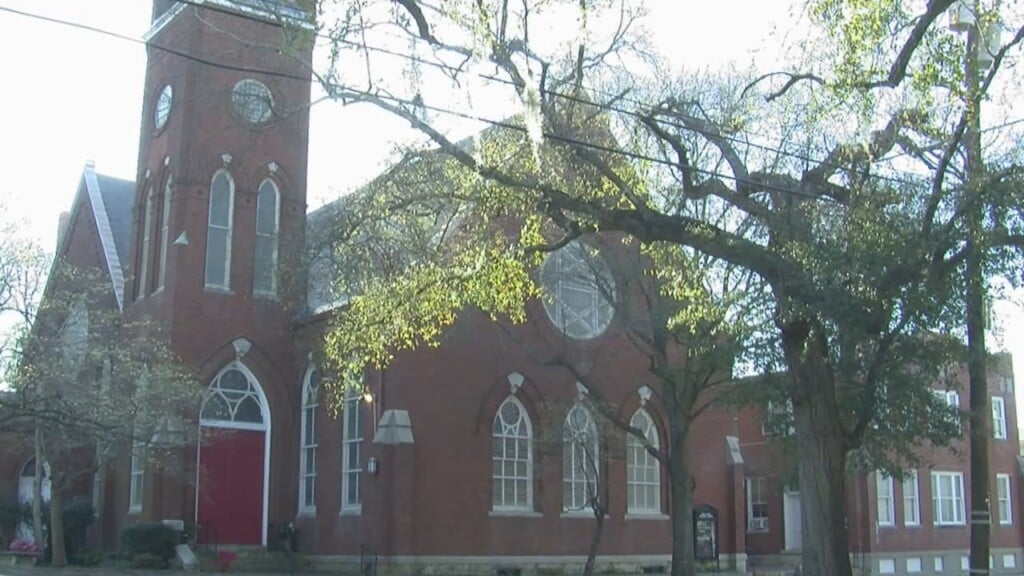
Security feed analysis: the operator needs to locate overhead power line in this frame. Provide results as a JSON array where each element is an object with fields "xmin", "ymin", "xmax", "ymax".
[{"xmin": 1, "ymin": 3, "xmax": 1011, "ymax": 201}]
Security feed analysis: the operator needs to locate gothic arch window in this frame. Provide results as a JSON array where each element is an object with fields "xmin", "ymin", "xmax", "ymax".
[
  {"xmin": 298, "ymin": 366, "xmax": 319, "ymax": 513},
  {"xmin": 200, "ymin": 365, "xmax": 266, "ymax": 428},
  {"xmin": 253, "ymin": 179, "xmax": 280, "ymax": 296},
  {"xmin": 205, "ymin": 170, "xmax": 234, "ymax": 290},
  {"xmin": 156, "ymin": 174, "xmax": 173, "ymax": 291},
  {"xmin": 492, "ymin": 396, "xmax": 533, "ymax": 511},
  {"xmin": 340, "ymin": 388, "xmax": 364, "ymax": 512},
  {"xmin": 129, "ymin": 441, "xmax": 145, "ymax": 512},
  {"xmin": 626, "ymin": 408, "xmax": 661, "ymax": 514},
  {"xmin": 61, "ymin": 301, "xmax": 89, "ymax": 368},
  {"xmin": 138, "ymin": 184, "xmax": 155, "ymax": 298},
  {"xmin": 563, "ymin": 403, "xmax": 599, "ymax": 512}
]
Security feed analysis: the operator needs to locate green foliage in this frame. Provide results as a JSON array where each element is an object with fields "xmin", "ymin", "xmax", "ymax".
[{"xmin": 120, "ymin": 523, "xmax": 178, "ymax": 565}]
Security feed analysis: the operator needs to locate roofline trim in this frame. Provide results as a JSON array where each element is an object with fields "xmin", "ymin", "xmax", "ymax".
[{"xmin": 83, "ymin": 165, "xmax": 126, "ymax": 311}]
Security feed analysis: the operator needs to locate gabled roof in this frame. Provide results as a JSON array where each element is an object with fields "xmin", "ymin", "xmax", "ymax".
[{"xmin": 57, "ymin": 163, "xmax": 135, "ymax": 311}]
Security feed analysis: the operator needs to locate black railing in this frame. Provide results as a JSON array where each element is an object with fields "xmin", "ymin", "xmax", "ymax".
[
  {"xmin": 360, "ymin": 544, "xmax": 378, "ymax": 576},
  {"xmin": 193, "ymin": 522, "xmax": 218, "ymax": 555}
]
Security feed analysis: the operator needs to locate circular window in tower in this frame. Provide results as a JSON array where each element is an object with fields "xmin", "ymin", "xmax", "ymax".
[
  {"xmin": 154, "ymin": 84, "xmax": 173, "ymax": 131},
  {"xmin": 231, "ymin": 79, "xmax": 274, "ymax": 125},
  {"xmin": 540, "ymin": 241, "xmax": 615, "ymax": 340}
]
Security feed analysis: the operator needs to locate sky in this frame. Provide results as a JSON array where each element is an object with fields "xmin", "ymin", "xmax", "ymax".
[{"xmin": 0, "ymin": 0, "xmax": 1019, "ymax": 405}]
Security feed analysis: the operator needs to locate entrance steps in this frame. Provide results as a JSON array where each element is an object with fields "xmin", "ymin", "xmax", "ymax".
[
  {"xmin": 747, "ymin": 553, "xmax": 802, "ymax": 576},
  {"xmin": 194, "ymin": 546, "xmax": 309, "ymax": 573}
]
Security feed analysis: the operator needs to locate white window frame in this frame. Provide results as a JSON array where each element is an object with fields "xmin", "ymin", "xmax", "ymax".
[
  {"xmin": 253, "ymin": 178, "xmax": 280, "ymax": 296},
  {"xmin": 156, "ymin": 176, "xmax": 172, "ymax": 291},
  {"xmin": 137, "ymin": 185, "xmax": 154, "ymax": 298},
  {"xmin": 540, "ymin": 241, "xmax": 616, "ymax": 340},
  {"xmin": 626, "ymin": 409, "xmax": 661, "ymax": 514},
  {"xmin": 340, "ymin": 389, "xmax": 363, "ymax": 513},
  {"xmin": 298, "ymin": 367, "xmax": 318, "ymax": 514},
  {"xmin": 129, "ymin": 442, "xmax": 144, "ymax": 512},
  {"xmin": 562, "ymin": 403, "xmax": 599, "ymax": 513},
  {"xmin": 746, "ymin": 476, "xmax": 769, "ymax": 532},
  {"xmin": 204, "ymin": 170, "xmax": 234, "ymax": 290},
  {"xmin": 997, "ymin": 473, "xmax": 1012, "ymax": 525},
  {"xmin": 492, "ymin": 396, "xmax": 533, "ymax": 512},
  {"xmin": 902, "ymin": 471, "xmax": 920, "ymax": 526},
  {"xmin": 931, "ymin": 471, "xmax": 965, "ymax": 526},
  {"xmin": 992, "ymin": 396, "xmax": 1007, "ymax": 440},
  {"xmin": 876, "ymin": 473, "xmax": 895, "ymax": 526}
]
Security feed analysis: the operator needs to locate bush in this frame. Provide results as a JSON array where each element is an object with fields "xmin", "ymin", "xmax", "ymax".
[
  {"xmin": 60, "ymin": 498, "xmax": 95, "ymax": 564},
  {"xmin": 120, "ymin": 523, "xmax": 178, "ymax": 566}
]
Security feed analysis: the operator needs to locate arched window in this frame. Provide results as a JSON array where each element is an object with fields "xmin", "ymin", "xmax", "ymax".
[
  {"xmin": 204, "ymin": 170, "xmax": 234, "ymax": 289},
  {"xmin": 340, "ymin": 388, "xmax": 363, "ymax": 512},
  {"xmin": 138, "ymin": 185, "xmax": 155, "ymax": 298},
  {"xmin": 626, "ymin": 409, "xmax": 661, "ymax": 514},
  {"xmin": 492, "ymin": 396, "xmax": 532, "ymax": 511},
  {"xmin": 156, "ymin": 175, "xmax": 172, "ymax": 291},
  {"xmin": 129, "ymin": 441, "xmax": 144, "ymax": 512},
  {"xmin": 298, "ymin": 367, "xmax": 319, "ymax": 513},
  {"xmin": 200, "ymin": 367, "xmax": 265, "ymax": 427},
  {"xmin": 253, "ymin": 179, "xmax": 279, "ymax": 295},
  {"xmin": 563, "ymin": 403, "xmax": 599, "ymax": 512},
  {"xmin": 60, "ymin": 301, "xmax": 89, "ymax": 368}
]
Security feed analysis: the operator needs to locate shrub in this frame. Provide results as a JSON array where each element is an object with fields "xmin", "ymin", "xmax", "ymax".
[
  {"xmin": 120, "ymin": 523, "xmax": 178, "ymax": 566},
  {"xmin": 61, "ymin": 498, "xmax": 95, "ymax": 563}
]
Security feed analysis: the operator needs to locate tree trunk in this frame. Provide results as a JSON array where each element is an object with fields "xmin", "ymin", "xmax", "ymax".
[
  {"xmin": 782, "ymin": 321, "xmax": 853, "ymax": 576},
  {"xmin": 32, "ymin": 427, "xmax": 43, "ymax": 547},
  {"xmin": 669, "ymin": 420, "xmax": 694, "ymax": 576},
  {"xmin": 93, "ymin": 458, "xmax": 107, "ymax": 550},
  {"xmin": 49, "ymin": 473, "xmax": 66, "ymax": 567},
  {"xmin": 582, "ymin": 501, "xmax": 606, "ymax": 576}
]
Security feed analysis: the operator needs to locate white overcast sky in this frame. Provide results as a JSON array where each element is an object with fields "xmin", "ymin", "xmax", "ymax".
[{"xmin": 0, "ymin": 0, "xmax": 1020, "ymax": 402}]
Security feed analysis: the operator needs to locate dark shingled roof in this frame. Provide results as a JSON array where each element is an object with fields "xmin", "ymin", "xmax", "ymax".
[{"xmin": 94, "ymin": 174, "xmax": 136, "ymax": 266}]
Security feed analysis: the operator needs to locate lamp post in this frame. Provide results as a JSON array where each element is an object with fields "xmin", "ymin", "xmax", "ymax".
[{"xmin": 949, "ymin": 3, "xmax": 1001, "ymax": 575}]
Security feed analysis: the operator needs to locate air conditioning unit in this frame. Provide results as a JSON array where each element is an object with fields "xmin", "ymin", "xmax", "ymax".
[{"xmin": 750, "ymin": 517, "xmax": 769, "ymax": 531}]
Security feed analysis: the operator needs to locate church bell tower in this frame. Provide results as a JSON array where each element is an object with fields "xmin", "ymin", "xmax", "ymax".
[{"xmin": 125, "ymin": 0, "xmax": 314, "ymax": 540}]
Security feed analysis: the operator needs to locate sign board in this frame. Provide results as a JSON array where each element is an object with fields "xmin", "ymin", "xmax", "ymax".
[{"xmin": 693, "ymin": 505, "xmax": 719, "ymax": 563}]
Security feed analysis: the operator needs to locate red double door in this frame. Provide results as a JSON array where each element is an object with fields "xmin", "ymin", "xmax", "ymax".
[{"xmin": 197, "ymin": 428, "xmax": 265, "ymax": 545}]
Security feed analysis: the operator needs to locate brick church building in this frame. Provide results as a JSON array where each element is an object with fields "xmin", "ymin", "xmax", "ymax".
[{"xmin": 4, "ymin": 1, "xmax": 1023, "ymax": 574}]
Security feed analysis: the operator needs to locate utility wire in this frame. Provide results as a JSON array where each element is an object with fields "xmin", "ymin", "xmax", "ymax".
[
  {"xmin": 2, "ymin": 3, "xmax": 1013, "ymax": 201},
  {"xmin": 170, "ymin": 0, "xmax": 1008, "ymax": 190}
]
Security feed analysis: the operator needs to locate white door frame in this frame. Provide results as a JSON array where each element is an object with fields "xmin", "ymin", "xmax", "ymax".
[
  {"xmin": 194, "ymin": 361, "xmax": 271, "ymax": 546},
  {"xmin": 783, "ymin": 490, "xmax": 802, "ymax": 551}
]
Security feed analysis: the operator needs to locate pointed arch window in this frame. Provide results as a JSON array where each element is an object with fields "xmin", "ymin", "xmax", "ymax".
[
  {"xmin": 563, "ymin": 403, "xmax": 599, "ymax": 512},
  {"xmin": 200, "ymin": 367, "xmax": 265, "ymax": 427},
  {"xmin": 156, "ymin": 175, "xmax": 172, "ymax": 291},
  {"xmin": 492, "ymin": 396, "xmax": 532, "ymax": 511},
  {"xmin": 298, "ymin": 367, "xmax": 319, "ymax": 513},
  {"xmin": 341, "ymin": 389, "xmax": 363, "ymax": 512},
  {"xmin": 253, "ymin": 179, "xmax": 280, "ymax": 295},
  {"xmin": 138, "ymin": 185, "xmax": 155, "ymax": 298},
  {"xmin": 205, "ymin": 170, "xmax": 234, "ymax": 290},
  {"xmin": 627, "ymin": 409, "xmax": 661, "ymax": 514},
  {"xmin": 129, "ymin": 441, "xmax": 144, "ymax": 512}
]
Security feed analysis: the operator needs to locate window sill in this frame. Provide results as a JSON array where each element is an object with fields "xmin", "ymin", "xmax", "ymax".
[
  {"xmin": 746, "ymin": 528, "xmax": 769, "ymax": 534},
  {"xmin": 128, "ymin": 507, "xmax": 142, "ymax": 515},
  {"xmin": 489, "ymin": 510, "xmax": 542, "ymax": 518},
  {"xmin": 204, "ymin": 286, "xmax": 233, "ymax": 295},
  {"xmin": 625, "ymin": 512, "xmax": 668, "ymax": 520},
  {"xmin": 560, "ymin": 511, "xmax": 607, "ymax": 519},
  {"xmin": 254, "ymin": 291, "xmax": 278, "ymax": 301},
  {"xmin": 877, "ymin": 522, "xmax": 896, "ymax": 528},
  {"xmin": 934, "ymin": 522, "xmax": 967, "ymax": 527},
  {"xmin": 296, "ymin": 509, "xmax": 315, "ymax": 518},
  {"xmin": 339, "ymin": 507, "xmax": 361, "ymax": 516}
]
